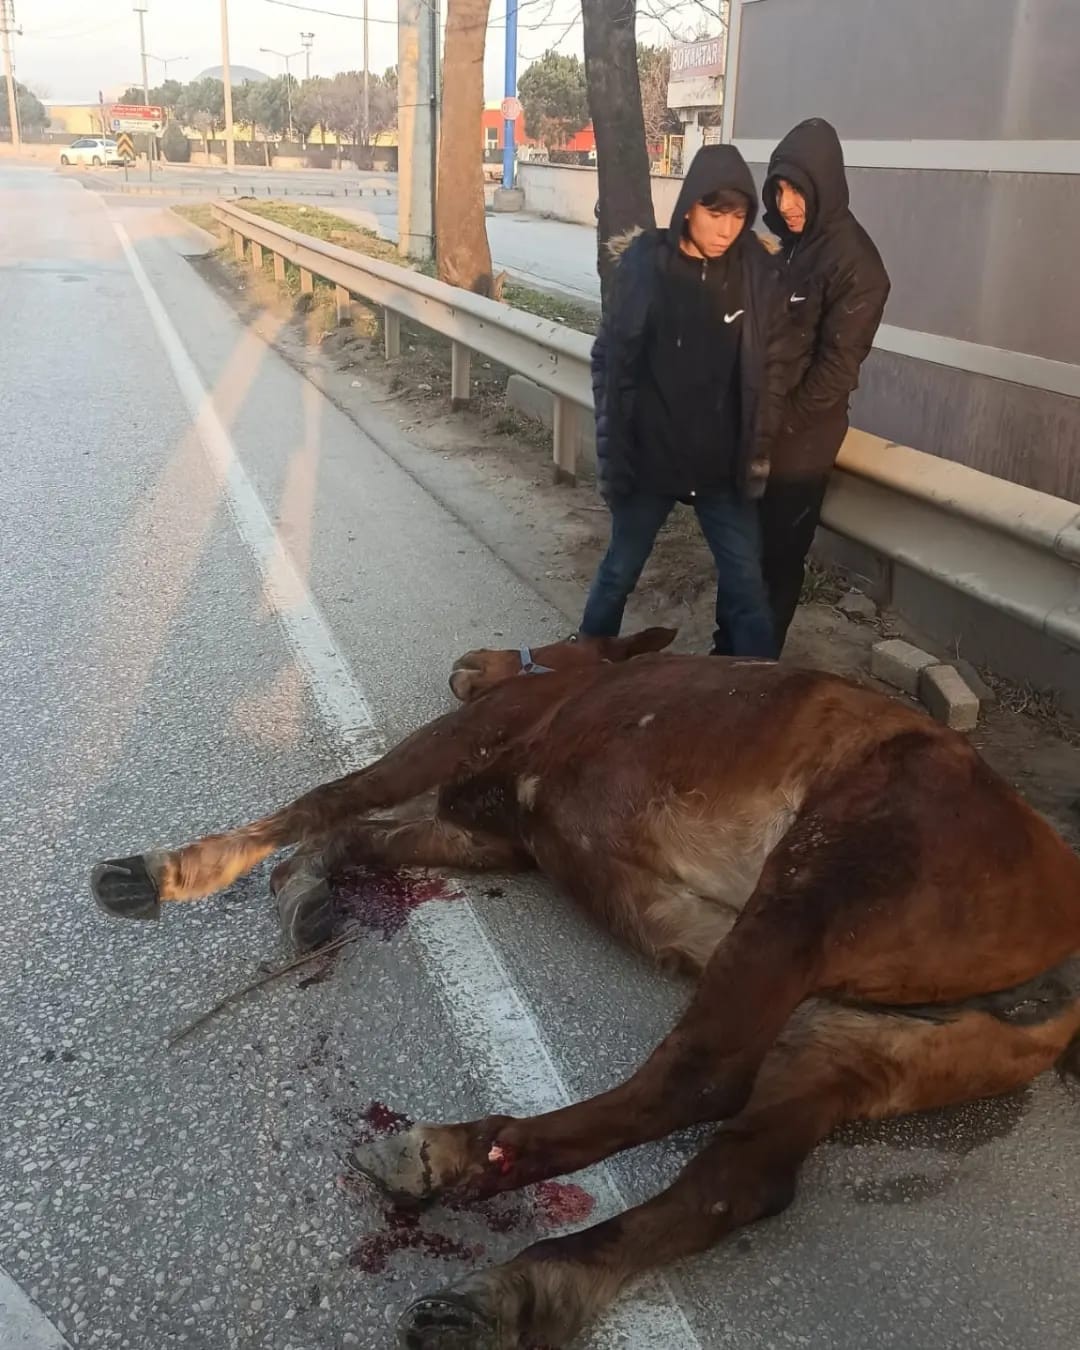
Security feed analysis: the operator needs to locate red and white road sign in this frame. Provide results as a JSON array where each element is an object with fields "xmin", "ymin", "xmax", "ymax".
[
  {"xmin": 500, "ymin": 96, "xmax": 522, "ymax": 122},
  {"xmin": 109, "ymin": 103, "xmax": 165, "ymax": 133},
  {"xmin": 109, "ymin": 103, "xmax": 165, "ymax": 122}
]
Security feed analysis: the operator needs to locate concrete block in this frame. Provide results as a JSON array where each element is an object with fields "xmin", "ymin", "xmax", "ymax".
[
  {"xmin": 919, "ymin": 664, "xmax": 980, "ymax": 732},
  {"xmin": 870, "ymin": 639, "xmax": 938, "ymax": 695},
  {"xmin": 493, "ymin": 187, "xmax": 525, "ymax": 213}
]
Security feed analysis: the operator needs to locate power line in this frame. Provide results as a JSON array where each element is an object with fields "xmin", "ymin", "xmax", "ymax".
[
  {"xmin": 22, "ymin": 18, "xmax": 129, "ymax": 43},
  {"xmin": 263, "ymin": 0, "xmax": 583, "ymax": 32}
]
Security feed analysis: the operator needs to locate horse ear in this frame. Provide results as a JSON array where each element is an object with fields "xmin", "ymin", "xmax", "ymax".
[{"xmin": 613, "ymin": 627, "xmax": 678, "ymax": 660}]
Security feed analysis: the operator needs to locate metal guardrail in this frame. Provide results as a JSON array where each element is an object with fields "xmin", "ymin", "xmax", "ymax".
[
  {"xmin": 112, "ymin": 182, "xmax": 394, "ymax": 199},
  {"xmin": 825, "ymin": 434, "xmax": 1080, "ymax": 649},
  {"xmin": 213, "ymin": 200, "xmax": 592, "ymax": 482},
  {"xmin": 213, "ymin": 200, "xmax": 1080, "ymax": 651}
]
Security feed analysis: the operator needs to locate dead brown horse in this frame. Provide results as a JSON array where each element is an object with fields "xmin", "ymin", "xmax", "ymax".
[{"xmin": 92, "ymin": 630, "xmax": 1080, "ymax": 1350}]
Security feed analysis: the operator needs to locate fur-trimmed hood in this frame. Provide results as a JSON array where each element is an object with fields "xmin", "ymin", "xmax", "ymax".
[{"xmin": 605, "ymin": 224, "xmax": 781, "ymax": 263}]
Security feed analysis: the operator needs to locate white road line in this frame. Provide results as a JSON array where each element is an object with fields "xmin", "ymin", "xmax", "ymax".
[
  {"xmin": 114, "ymin": 219, "xmax": 703, "ymax": 1350},
  {"xmin": 0, "ymin": 1268, "xmax": 70, "ymax": 1349}
]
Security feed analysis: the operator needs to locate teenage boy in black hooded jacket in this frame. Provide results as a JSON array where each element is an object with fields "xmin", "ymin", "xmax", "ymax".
[
  {"xmin": 759, "ymin": 117, "xmax": 891, "ymax": 649},
  {"xmin": 582, "ymin": 144, "xmax": 787, "ymax": 658}
]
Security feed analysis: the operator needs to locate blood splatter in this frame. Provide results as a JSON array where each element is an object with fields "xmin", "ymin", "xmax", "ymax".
[
  {"xmin": 334, "ymin": 867, "xmax": 458, "ymax": 940},
  {"xmin": 532, "ymin": 1181, "xmax": 595, "ymax": 1228},
  {"xmin": 358, "ymin": 1100, "xmax": 413, "ymax": 1138},
  {"xmin": 444, "ymin": 1180, "xmax": 595, "ymax": 1233},
  {"xmin": 339, "ymin": 1103, "xmax": 596, "ymax": 1276},
  {"xmin": 348, "ymin": 1203, "xmax": 482, "ymax": 1275}
]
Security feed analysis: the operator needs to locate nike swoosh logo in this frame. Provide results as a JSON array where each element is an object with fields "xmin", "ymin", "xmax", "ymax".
[
  {"xmin": 724, "ymin": 310, "xmax": 745, "ymax": 324},
  {"xmin": 790, "ymin": 294, "xmax": 807, "ymax": 303}
]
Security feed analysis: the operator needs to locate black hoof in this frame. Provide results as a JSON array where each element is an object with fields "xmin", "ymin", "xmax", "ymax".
[
  {"xmin": 91, "ymin": 854, "xmax": 161, "ymax": 921},
  {"xmin": 397, "ymin": 1292, "xmax": 501, "ymax": 1350},
  {"xmin": 276, "ymin": 868, "xmax": 334, "ymax": 952}
]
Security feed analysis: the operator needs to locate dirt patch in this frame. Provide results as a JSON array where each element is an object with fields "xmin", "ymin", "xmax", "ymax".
[{"xmin": 178, "ymin": 215, "xmax": 1080, "ymax": 850}]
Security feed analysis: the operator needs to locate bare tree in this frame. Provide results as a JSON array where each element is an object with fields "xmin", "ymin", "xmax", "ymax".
[
  {"xmin": 637, "ymin": 43, "xmax": 679, "ymax": 149},
  {"xmin": 435, "ymin": 0, "xmax": 496, "ymax": 296},
  {"xmin": 582, "ymin": 0, "xmax": 656, "ymax": 306}
]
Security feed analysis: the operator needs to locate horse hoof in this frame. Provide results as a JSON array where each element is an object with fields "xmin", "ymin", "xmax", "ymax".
[
  {"xmin": 348, "ymin": 1129, "xmax": 439, "ymax": 1203},
  {"xmin": 397, "ymin": 1292, "xmax": 501, "ymax": 1350},
  {"xmin": 91, "ymin": 854, "xmax": 161, "ymax": 921},
  {"xmin": 275, "ymin": 868, "xmax": 333, "ymax": 951}
]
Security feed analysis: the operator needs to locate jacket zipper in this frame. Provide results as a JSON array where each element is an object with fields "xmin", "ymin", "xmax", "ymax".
[
  {"xmin": 676, "ymin": 257, "xmax": 708, "ymax": 352},
  {"xmin": 688, "ymin": 258, "xmax": 709, "ymax": 497}
]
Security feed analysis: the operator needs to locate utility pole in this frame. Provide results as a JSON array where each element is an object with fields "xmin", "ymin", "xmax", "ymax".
[
  {"xmin": 397, "ymin": 0, "xmax": 437, "ymax": 261},
  {"xmin": 133, "ymin": 0, "xmax": 153, "ymax": 179},
  {"xmin": 300, "ymin": 31, "xmax": 314, "ymax": 82},
  {"xmin": 428, "ymin": 0, "xmax": 439, "ymax": 232},
  {"xmin": 362, "ymin": 0, "xmax": 369, "ymax": 149},
  {"xmin": 502, "ymin": 0, "xmax": 516, "ymax": 189},
  {"xmin": 0, "ymin": 0, "xmax": 20, "ymax": 154},
  {"xmin": 220, "ymin": 0, "xmax": 235, "ymax": 168}
]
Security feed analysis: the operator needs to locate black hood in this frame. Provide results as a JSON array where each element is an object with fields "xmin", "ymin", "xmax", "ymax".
[
  {"xmin": 668, "ymin": 143, "xmax": 758, "ymax": 250},
  {"xmin": 763, "ymin": 117, "xmax": 849, "ymax": 242}
]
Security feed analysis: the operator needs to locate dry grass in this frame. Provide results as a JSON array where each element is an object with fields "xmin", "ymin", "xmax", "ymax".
[
  {"xmin": 799, "ymin": 560, "xmax": 845, "ymax": 607},
  {"xmin": 981, "ymin": 671, "xmax": 1079, "ymax": 743}
]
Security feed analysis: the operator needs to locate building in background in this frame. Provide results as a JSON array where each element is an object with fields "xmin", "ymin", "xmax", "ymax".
[
  {"xmin": 666, "ymin": 34, "xmax": 726, "ymax": 166},
  {"xmin": 44, "ymin": 103, "xmax": 106, "ymax": 136}
]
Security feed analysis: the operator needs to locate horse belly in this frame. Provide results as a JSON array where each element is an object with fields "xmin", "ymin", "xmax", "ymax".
[{"xmin": 649, "ymin": 793, "xmax": 800, "ymax": 911}]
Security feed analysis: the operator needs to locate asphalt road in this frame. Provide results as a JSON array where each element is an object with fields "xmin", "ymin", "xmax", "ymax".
[{"xmin": 1, "ymin": 163, "xmax": 1077, "ymax": 1350}]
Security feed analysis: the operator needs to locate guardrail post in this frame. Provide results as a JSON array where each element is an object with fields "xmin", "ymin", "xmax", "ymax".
[
  {"xmin": 335, "ymin": 285, "xmax": 352, "ymax": 324},
  {"xmin": 451, "ymin": 342, "xmax": 471, "ymax": 410},
  {"xmin": 250, "ymin": 241, "xmax": 263, "ymax": 270},
  {"xmin": 300, "ymin": 268, "xmax": 314, "ymax": 296},
  {"xmin": 273, "ymin": 253, "xmax": 286, "ymax": 284},
  {"xmin": 552, "ymin": 396, "xmax": 580, "ymax": 486},
  {"xmin": 232, "ymin": 230, "xmax": 245, "ymax": 262},
  {"xmin": 384, "ymin": 309, "xmax": 401, "ymax": 360}
]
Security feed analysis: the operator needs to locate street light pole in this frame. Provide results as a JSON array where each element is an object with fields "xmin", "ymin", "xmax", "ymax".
[
  {"xmin": 256, "ymin": 46, "xmax": 299, "ymax": 140},
  {"xmin": 220, "ymin": 0, "xmax": 235, "ymax": 168},
  {"xmin": 502, "ymin": 0, "xmax": 517, "ymax": 189},
  {"xmin": 147, "ymin": 53, "xmax": 188, "ymax": 82}
]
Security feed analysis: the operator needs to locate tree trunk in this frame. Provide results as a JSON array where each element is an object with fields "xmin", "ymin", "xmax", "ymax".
[
  {"xmin": 436, "ymin": 0, "xmax": 495, "ymax": 295},
  {"xmin": 582, "ymin": 0, "xmax": 656, "ymax": 307}
]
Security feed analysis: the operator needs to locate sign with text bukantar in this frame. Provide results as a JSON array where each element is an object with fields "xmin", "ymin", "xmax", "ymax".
[
  {"xmin": 109, "ymin": 103, "xmax": 165, "ymax": 134},
  {"xmin": 116, "ymin": 133, "xmax": 136, "ymax": 163}
]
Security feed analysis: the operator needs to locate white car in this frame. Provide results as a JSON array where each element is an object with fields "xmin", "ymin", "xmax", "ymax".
[{"xmin": 59, "ymin": 138, "xmax": 127, "ymax": 168}]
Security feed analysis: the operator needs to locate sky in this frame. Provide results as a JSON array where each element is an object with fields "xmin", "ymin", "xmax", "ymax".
[{"xmin": 14, "ymin": 0, "xmax": 712, "ymax": 106}]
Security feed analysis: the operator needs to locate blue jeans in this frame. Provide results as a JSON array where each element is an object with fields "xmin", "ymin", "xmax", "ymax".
[{"xmin": 581, "ymin": 491, "xmax": 777, "ymax": 657}]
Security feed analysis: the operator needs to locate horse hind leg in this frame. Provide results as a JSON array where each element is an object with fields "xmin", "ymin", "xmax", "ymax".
[{"xmin": 91, "ymin": 810, "xmax": 296, "ymax": 922}]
